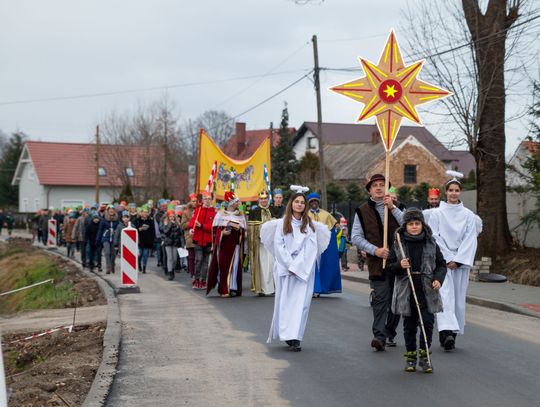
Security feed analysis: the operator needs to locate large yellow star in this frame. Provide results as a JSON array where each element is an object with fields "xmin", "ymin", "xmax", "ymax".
[{"xmin": 330, "ymin": 30, "xmax": 452, "ymax": 151}]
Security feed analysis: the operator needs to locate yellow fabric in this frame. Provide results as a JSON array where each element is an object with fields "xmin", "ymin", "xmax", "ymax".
[
  {"xmin": 307, "ymin": 209, "xmax": 337, "ymax": 230},
  {"xmin": 197, "ymin": 129, "xmax": 271, "ymax": 201}
]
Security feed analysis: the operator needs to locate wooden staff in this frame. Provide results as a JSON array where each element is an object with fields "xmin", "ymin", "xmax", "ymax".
[
  {"xmin": 382, "ymin": 150, "xmax": 390, "ymax": 268},
  {"xmin": 396, "ymin": 233, "xmax": 431, "ymax": 366}
]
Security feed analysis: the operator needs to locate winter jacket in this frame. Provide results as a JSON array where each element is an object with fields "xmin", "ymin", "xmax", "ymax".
[
  {"xmin": 387, "ymin": 226, "xmax": 446, "ymax": 316},
  {"xmin": 113, "ymin": 222, "xmax": 129, "ymax": 247},
  {"xmin": 134, "ymin": 217, "xmax": 155, "ymax": 249},
  {"xmin": 85, "ymin": 219, "xmax": 102, "ymax": 247},
  {"xmin": 188, "ymin": 206, "xmax": 215, "ymax": 247},
  {"xmin": 97, "ymin": 212, "xmax": 120, "ymax": 244},
  {"xmin": 161, "ymin": 221, "xmax": 183, "ymax": 247},
  {"xmin": 181, "ymin": 205, "xmax": 195, "ymax": 249},
  {"xmin": 72, "ymin": 215, "xmax": 88, "ymax": 241},
  {"xmin": 63, "ymin": 219, "xmax": 76, "ymax": 243}
]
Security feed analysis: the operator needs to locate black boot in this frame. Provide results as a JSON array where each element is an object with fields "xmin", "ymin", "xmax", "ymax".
[
  {"xmin": 168, "ymin": 271, "xmax": 174, "ymax": 280},
  {"xmin": 143, "ymin": 266, "xmax": 146, "ymax": 274}
]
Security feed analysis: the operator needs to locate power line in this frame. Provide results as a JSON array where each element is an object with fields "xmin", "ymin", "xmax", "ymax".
[
  {"xmin": 321, "ymin": 10, "xmax": 540, "ymax": 72},
  {"xmin": 0, "ymin": 69, "xmax": 309, "ymax": 106}
]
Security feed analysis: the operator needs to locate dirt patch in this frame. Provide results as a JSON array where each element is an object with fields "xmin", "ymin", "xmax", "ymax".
[
  {"xmin": 498, "ymin": 246, "xmax": 540, "ymax": 286},
  {"xmin": 3, "ymin": 323, "xmax": 105, "ymax": 407},
  {"xmin": 0, "ymin": 238, "xmax": 106, "ymax": 314}
]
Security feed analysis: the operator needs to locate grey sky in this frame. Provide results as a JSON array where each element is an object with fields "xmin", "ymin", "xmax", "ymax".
[{"xmin": 0, "ymin": 0, "xmax": 536, "ymax": 157}]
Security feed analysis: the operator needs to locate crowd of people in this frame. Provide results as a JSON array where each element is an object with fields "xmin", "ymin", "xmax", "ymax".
[{"xmin": 23, "ymin": 170, "xmax": 481, "ymax": 373}]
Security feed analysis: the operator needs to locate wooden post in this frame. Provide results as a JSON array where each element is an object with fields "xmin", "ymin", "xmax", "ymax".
[
  {"xmin": 312, "ymin": 34, "xmax": 328, "ymax": 209},
  {"xmin": 95, "ymin": 125, "xmax": 100, "ymax": 204},
  {"xmin": 382, "ymin": 150, "xmax": 390, "ymax": 268}
]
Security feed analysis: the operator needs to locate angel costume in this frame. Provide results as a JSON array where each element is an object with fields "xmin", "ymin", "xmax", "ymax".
[
  {"xmin": 206, "ymin": 208, "xmax": 247, "ymax": 297},
  {"xmin": 261, "ymin": 218, "xmax": 331, "ymax": 344},
  {"xmin": 428, "ymin": 201, "xmax": 482, "ymax": 337}
]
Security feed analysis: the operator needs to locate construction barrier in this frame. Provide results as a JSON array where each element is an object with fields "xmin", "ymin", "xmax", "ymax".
[
  {"xmin": 120, "ymin": 225, "xmax": 138, "ymax": 286},
  {"xmin": 47, "ymin": 219, "xmax": 57, "ymax": 247}
]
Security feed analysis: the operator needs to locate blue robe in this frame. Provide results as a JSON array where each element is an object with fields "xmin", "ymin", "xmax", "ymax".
[{"xmin": 313, "ymin": 227, "xmax": 342, "ymax": 294}]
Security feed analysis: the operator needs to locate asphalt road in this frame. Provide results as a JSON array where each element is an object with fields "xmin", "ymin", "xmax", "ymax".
[{"xmin": 107, "ymin": 264, "xmax": 540, "ymax": 407}]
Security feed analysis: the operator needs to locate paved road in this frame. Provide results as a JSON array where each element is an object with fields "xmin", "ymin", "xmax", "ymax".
[{"xmin": 106, "ymin": 264, "xmax": 540, "ymax": 407}]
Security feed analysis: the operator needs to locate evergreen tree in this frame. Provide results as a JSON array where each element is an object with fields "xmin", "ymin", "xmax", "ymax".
[
  {"xmin": 327, "ymin": 182, "xmax": 345, "ymax": 204},
  {"xmin": 346, "ymin": 182, "xmax": 366, "ymax": 202},
  {"xmin": 271, "ymin": 103, "xmax": 297, "ymax": 189},
  {"xmin": 0, "ymin": 132, "xmax": 26, "ymax": 208}
]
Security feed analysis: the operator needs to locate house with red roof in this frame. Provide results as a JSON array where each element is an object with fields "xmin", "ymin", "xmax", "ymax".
[{"xmin": 11, "ymin": 141, "xmax": 187, "ymax": 212}]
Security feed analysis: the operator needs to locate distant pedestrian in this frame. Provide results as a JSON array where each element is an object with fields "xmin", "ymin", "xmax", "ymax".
[
  {"xmin": 161, "ymin": 210, "xmax": 183, "ymax": 280},
  {"xmin": 188, "ymin": 192, "xmax": 215, "ymax": 290},
  {"xmin": 98, "ymin": 205, "xmax": 120, "ymax": 274},
  {"xmin": 86, "ymin": 211, "xmax": 102, "ymax": 272},
  {"xmin": 64, "ymin": 211, "xmax": 77, "ymax": 258},
  {"xmin": 134, "ymin": 206, "xmax": 155, "ymax": 274},
  {"xmin": 337, "ymin": 217, "xmax": 350, "ymax": 271},
  {"xmin": 0, "ymin": 208, "xmax": 5, "ymax": 236},
  {"xmin": 5, "ymin": 211, "xmax": 14, "ymax": 236},
  {"xmin": 181, "ymin": 195, "xmax": 197, "ymax": 278}
]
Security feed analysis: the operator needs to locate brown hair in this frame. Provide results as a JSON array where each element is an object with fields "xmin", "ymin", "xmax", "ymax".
[
  {"xmin": 282, "ymin": 192, "xmax": 314, "ymax": 235},
  {"xmin": 445, "ymin": 180, "xmax": 462, "ymax": 191}
]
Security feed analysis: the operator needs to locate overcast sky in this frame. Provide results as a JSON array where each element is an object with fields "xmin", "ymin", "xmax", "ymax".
[{"xmin": 0, "ymin": 0, "xmax": 537, "ymax": 157}]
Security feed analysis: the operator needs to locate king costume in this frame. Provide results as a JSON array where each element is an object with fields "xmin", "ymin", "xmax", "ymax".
[
  {"xmin": 206, "ymin": 192, "xmax": 247, "ymax": 297},
  {"xmin": 248, "ymin": 191, "xmax": 275, "ymax": 295},
  {"xmin": 306, "ymin": 193, "xmax": 342, "ymax": 295},
  {"xmin": 261, "ymin": 217, "xmax": 331, "ymax": 345}
]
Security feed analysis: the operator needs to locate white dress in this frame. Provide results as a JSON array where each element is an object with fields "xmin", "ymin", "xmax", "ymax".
[
  {"xmin": 428, "ymin": 201, "xmax": 482, "ymax": 335},
  {"xmin": 261, "ymin": 218, "xmax": 330, "ymax": 342}
]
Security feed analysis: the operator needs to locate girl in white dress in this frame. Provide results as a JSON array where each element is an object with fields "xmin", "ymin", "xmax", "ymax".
[
  {"xmin": 428, "ymin": 175, "xmax": 482, "ymax": 351},
  {"xmin": 261, "ymin": 188, "xmax": 330, "ymax": 351}
]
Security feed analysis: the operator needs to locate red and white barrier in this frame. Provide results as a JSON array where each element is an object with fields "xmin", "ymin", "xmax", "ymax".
[
  {"xmin": 0, "ymin": 333, "xmax": 6, "ymax": 406},
  {"xmin": 121, "ymin": 224, "xmax": 138, "ymax": 286},
  {"xmin": 9, "ymin": 325, "xmax": 73, "ymax": 344},
  {"xmin": 47, "ymin": 219, "xmax": 57, "ymax": 246}
]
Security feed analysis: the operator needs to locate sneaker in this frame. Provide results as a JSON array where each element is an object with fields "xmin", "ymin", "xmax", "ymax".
[
  {"xmin": 200, "ymin": 280, "xmax": 207, "ymax": 290},
  {"xmin": 386, "ymin": 337, "xmax": 397, "ymax": 347},
  {"xmin": 193, "ymin": 279, "xmax": 200, "ymax": 289},
  {"xmin": 371, "ymin": 338, "xmax": 385, "ymax": 352},
  {"xmin": 404, "ymin": 351, "xmax": 417, "ymax": 372},
  {"xmin": 443, "ymin": 335, "xmax": 455, "ymax": 351},
  {"xmin": 418, "ymin": 349, "xmax": 433, "ymax": 373}
]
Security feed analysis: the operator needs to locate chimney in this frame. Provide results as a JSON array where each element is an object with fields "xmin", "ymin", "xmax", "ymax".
[
  {"xmin": 371, "ymin": 131, "xmax": 379, "ymax": 145},
  {"xmin": 236, "ymin": 122, "xmax": 246, "ymax": 156}
]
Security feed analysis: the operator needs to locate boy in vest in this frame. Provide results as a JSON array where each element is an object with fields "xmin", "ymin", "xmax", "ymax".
[{"xmin": 351, "ymin": 174, "xmax": 404, "ymax": 351}]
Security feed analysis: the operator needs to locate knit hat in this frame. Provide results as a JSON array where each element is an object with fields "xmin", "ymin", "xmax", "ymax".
[
  {"xmin": 121, "ymin": 210, "xmax": 129, "ymax": 217},
  {"xmin": 273, "ymin": 188, "xmax": 283, "ymax": 196},
  {"xmin": 166, "ymin": 209, "xmax": 175, "ymax": 216},
  {"xmin": 402, "ymin": 207, "xmax": 424, "ymax": 224}
]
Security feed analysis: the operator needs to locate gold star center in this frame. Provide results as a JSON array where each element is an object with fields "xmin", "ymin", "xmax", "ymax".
[{"xmin": 383, "ymin": 84, "xmax": 397, "ymax": 98}]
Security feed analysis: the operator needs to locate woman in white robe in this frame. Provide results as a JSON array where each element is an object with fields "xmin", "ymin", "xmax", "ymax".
[
  {"xmin": 428, "ymin": 178, "xmax": 482, "ymax": 351},
  {"xmin": 261, "ymin": 191, "xmax": 330, "ymax": 351}
]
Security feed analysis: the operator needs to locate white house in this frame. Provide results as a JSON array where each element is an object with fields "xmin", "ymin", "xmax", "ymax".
[{"xmin": 11, "ymin": 141, "xmax": 187, "ymax": 212}]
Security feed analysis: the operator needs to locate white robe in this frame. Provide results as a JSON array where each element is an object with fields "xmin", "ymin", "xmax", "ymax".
[
  {"xmin": 261, "ymin": 218, "xmax": 330, "ymax": 343},
  {"xmin": 428, "ymin": 201, "xmax": 482, "ymax": 334}
]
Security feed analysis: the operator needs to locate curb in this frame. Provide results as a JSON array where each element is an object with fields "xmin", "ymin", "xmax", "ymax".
[
  {"xmin": 341, "ymin": 272, "xmax": 540, "ymax": 320},
  {"xmin": 42, "ymin": 248, "xmax": 122, "ymax": 406}
]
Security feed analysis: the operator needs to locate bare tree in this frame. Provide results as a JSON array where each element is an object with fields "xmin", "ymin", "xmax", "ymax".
[
  {"xmin": 191, "ymin": 110, "xmax": 235, "ymax": 148},
  {"xmin": 403, "ymin": 0, "xmax": 536, "ymax": 260},
  {"xmin": 100, "ymin": 95, "xmax": 188, "ymax": 201}
]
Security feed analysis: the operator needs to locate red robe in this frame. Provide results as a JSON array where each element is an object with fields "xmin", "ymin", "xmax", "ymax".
[{"xmin": 207, "ymin": 226, "xmax": 244, "ymax": 296}]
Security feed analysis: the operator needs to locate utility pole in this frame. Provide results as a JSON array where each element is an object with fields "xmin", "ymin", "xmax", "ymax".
[
  {"xmin": 312, "ymin": 34, "xmax": 328, "ymax": 209},
  {"xmin": 95, "ymin": 125, "xmax": 100, "ymax": 204}
]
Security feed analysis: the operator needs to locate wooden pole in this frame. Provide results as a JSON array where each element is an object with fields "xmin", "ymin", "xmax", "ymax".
[
  {"xmin": 382, "ymin": 150, "xmax": 390, "ymax": 268},
  {"xmin": 95, "ymin": 125, "xmax": 100, "ymax": 204},
  {"xmin": 312, "ymin": 34, "xmax": 328, "ymax": 209}
]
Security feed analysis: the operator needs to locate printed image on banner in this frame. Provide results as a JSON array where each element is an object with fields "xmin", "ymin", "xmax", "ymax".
[{"xmin": 197, "ymin": 129, "xmax": 271, "ymax": 202}]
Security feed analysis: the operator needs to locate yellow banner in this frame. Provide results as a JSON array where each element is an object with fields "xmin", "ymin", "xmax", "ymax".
[{"xmin": 197, "ymin": 129, "xmax": 271, "ymax": 202}]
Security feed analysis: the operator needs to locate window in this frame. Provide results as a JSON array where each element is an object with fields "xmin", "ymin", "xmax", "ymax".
[
  {"xmin": 307, "ymin": 136, "xmax": 317, "ymax": 149},
  {"xmin": 125, "ymin": 167, "xmax": 134, "ymax": 177},
  {"xmin": 404, "ymin": 165, "xmax": 417, "ymax": 184},
  {"xmin": 98, "ymin": 167, "xmax": 106, "ymax": 176}
]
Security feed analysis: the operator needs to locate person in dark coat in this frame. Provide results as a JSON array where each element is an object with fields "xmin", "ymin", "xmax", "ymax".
[
  {"xmin": 85, "ymin": 211, "xmax": 102, "ymax": 272},
  {"xmin": 98, "ymin": 206, "xmax": 120, "ymax": 274},
  {"xmin": 386, "ymin": 208, "xmax": 446, "ymax": 373},
  {"xmin": 134, "ymin": 206, "xmax": 155, "ymax": 273}
]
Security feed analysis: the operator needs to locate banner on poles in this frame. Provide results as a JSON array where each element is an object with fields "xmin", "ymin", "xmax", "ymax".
[{"xmin": 197, "ymin": 129, "xmax": 271, "ymax": 201}]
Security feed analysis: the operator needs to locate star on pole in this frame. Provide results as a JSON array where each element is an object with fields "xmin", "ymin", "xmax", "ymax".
[{"xmin": 330, "ymin": 30, "xmax": 452, "ymax": 151}]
